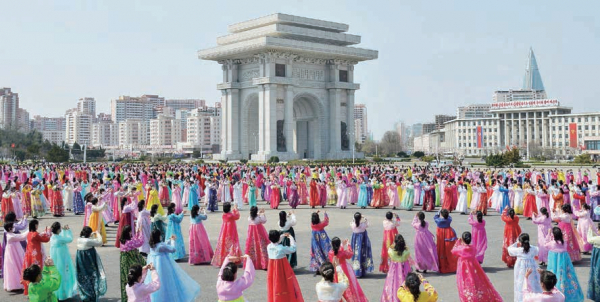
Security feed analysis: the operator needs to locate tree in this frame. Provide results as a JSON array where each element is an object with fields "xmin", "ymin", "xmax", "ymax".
[
  {"xmin": 380, "ymin": 131, "xmax": 401, "ymax": 156},
  {"xmin": 72, "ymin": 142, "xmax": 81, "ymax": 151},
  {"xmin": 397, "ymin": 151, "xmax": 408, "ymax": 158},
  {"xmin": 46, "ymin": 145, "xmax": 70, "ymax": 163},
  {"xmin": 504, "ymin": 147, "xmax": 521, "ymax": 164},
  {"xmin": 574, "ymin": 153, "xmax": 592, "ymax": 164},
  {"xmin": 413, "ymin": 151, "xmax": 425, "ymax": 158},
  {"xmin": 361, "ymin": 139, "xmax": 377, "ymax": 155},
  {"xmin": 485, "ymin": 153, "xmax": 505, "ymax": 167}
]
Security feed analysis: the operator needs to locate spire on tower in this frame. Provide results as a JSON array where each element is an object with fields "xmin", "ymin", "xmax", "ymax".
[{"xmin": 523, "ymin": 48, "xmax": 545, "ymax": 91}]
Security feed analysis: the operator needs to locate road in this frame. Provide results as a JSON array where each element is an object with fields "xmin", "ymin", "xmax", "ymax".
[{"xmin": 1, "ymin": 201, "xmax": 595, "ymax": 301}]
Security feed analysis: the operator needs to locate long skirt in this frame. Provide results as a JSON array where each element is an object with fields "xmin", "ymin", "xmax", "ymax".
[
  {"xmin": 151, "ymin": 220, "xmax": 166, "ymax": 242},
  {"xmin": 380, "ymin": 260, "xmax": 411, "ymax": 302},
  {"xmin": 436, "ymin": 227, "xmax": 457, "ymax": 273},
  {"xmin": 547, "ymin": 251, "xmax": 584, "ymax": 302},
  {"xmin": 351, "ymin": 231, "xmax": 374, "ymax": 277},
  {"xmin": 558, "ymin": 221, "xmax": 582, "ymax": 262},
  {"xmin": 288, "ymin": 189, "xmax": 299, "ymax": 209},
  {"xmin": 588, "ymin": 246, "xmax": 600, "ymax": 301},
  {"xmin": 146, "ymin": 249, "xmax": 201, "ymax": 302},
  {"xmin": 76, "ymin": 248, "xmax": 107, "ymax": 302},
  {"xmin": 120, "ymin": 250, "xmax": 146, "ymax": 302},
  {"xmin": 379, "ymin": 228, "xmax": 398, "ymax": 273},
  {"xmin": 523, "ymin": 195, "xmax": 538, "ymax": 218},
  {"xmin": 188, "ymin": 223, "xmax": 214, "ymax": 265},
  {"xmin": 281, "ymin": 227, "xmax": 297, "ymax": 268},
  {"xmin": 267, "ymin": 258, "xmax": 304, "ymax": 302},
  {"xmin": 309, "ymin": 229, "xmax": 332, "ymax": 272},
  {"xmin": 413, "ymin": 228, "xmax": 440, "ymax": 272},
  {"xmin": 73, "ymin": 193, "xmax": 85, "ymax": 214},
  {"xmin": 208, "ymin": 189, "xmax": 218, "ymax": 212},
  {"xmin": 245, "ymin": 224, "xmax": 269, "ymax": 270}
]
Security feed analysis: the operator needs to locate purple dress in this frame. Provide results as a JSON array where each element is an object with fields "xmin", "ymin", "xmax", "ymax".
[
  {"xmin": 380, "ymin": 248, "xmax": 411, "ymax": 302},
  {"xmin": 411, "ymin": 216, "xmax": 439, "ymax": 272},
  {"xmin": 532, "ymin": 213, "xmax": 552, "ymax": 262},
  {"xmin": 468, "ymin": 213, "xmax": 487, "ymax": 263}
]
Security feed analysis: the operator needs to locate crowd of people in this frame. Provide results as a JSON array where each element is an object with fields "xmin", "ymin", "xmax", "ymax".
[{"xmin": 0, "ymin": 163, "xmax": 600, "ymax": 301}]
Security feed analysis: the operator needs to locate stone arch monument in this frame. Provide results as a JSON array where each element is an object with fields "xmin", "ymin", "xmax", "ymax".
[{"xmin": 199, "ymin": 13, "xmax": 378, "ymax": 161}]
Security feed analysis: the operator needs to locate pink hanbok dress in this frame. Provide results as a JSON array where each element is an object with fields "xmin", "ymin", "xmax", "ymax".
[
  {"xmin": 554, "ymin": 213, "xmax": 582, "ymax": 262},
  {"xmin": 188, "ymin": 211, "xmax": 214, "ymax": 264},
  {"xmin": 467, "ymin": 213, "xmax": 487, "ymax": 263},
  {"xmin": 172, "ymin": 185, "xmax": 183, "ymax": 214},
  {"xmin": 380, "ymin": 248, "xmax": 412, "ymax": 302},
  {"xmin": 452, "ymin": 240, "xmax": 503, "ymax": 302},
  {"xmin": 575, "ymin": 209, "xmax": 597, "ymax": 252},
  {"xmin": 532, "ymin": 213, "xmax": 553, "ymax": 263},
  {"xmin": 411, "ymin": 216, "xmax": 439, "ymax": 272},
  {"xmin": 3, "ymin": 231, "xmax": 28, "ymax": 291},
  {"xmin": 245, "ymin": 214, "xmax": 269, "ymax": 270}
]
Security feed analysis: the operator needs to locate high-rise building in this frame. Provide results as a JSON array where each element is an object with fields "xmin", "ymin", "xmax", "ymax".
[
  {"xmin": 16, "ymin": 108, "xmax": 30, "ymax": 132},
  {"xmin": 32, "ymin": 115, "xmax": 66, "ymax": 145},
  {"xmin": 411, "ymin": 123, "xmax": 423, "ymax": 137},
  {"xmin": 523, "ymin": 48, "xmax": 545, "ymax": 91},
  {"xmin": 422, "ymin": 123, "xmax": 436, "ymax": 134},
  {"xmin": 91, "ymin": 120, "xmax": 118, "ymax": 147},
  {"xmin": 0, "ymin": 88, "xmax": 19, "ymax": 129},
  {"xmin": 354, "ymin": 104, "xmax": 368, "ymax": 144},
  {"xmin": 434, "ymin": 114, "xmax": 456, "ymax": 130},
  {"xmin": 118, "ymin": 119, "xmax": 150, "ymax": 147},
  {"xmin": 77, "ymin": 97, "xmax": 96, "ymax": 117},
  {"xmin": 457, "ymin": 104, "xmax": 493, "ymax": 119},
  {"xmin": 150, "ymin": 114, "xmax": 182, "ymax": 146},
  {"xmin": 65, "ymin": 108, "xmax": 93, "ymax": 145},
  {"xmin": 165, "ymin": 99, "xmax": 205, "ymax": 111},
  {"xmin": 111, "ymin": 95, "xmax": 164, "ymax": 123}
]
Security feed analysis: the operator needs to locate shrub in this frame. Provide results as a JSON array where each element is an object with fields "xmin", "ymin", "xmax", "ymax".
[
  {"xmin": 240, "ymin": 159, "xmax": 248, "ymax": 164},
  {"xmin": 574, "ymin": 153, "xmax": 592, "ymax": 164},
  {"xmin": 372, "ymin": 156, "xmax": 384, "ymax": 163},
  {"xmin": 421, "ymin": 155, "xmax": 435, "ymax": 163},
  {"xmin": 267, "ymin": 156, "xmax": 280, "ymax": 163},
  {"xmin": 412, "ymin": 151, "xmax": 425, "ymax": 158}
]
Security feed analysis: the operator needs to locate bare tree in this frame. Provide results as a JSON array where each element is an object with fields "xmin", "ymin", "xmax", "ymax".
[{"xmin": 380, "ymin": 131, "xmax": 402, "ymax": 156}]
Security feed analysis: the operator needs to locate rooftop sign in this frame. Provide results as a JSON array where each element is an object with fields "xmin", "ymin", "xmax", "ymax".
[{"xmin": 491, "ymin": 99, "xmax": 559, "ymax": 110}]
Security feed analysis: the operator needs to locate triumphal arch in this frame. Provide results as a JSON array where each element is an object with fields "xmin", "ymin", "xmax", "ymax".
[{"xmin": 199, "ymin": 13, "xmax": 378, "ymax": 161}]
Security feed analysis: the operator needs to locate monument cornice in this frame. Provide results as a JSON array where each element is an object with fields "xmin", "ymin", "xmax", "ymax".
[
  {"xmin": 199, "ymin": 36, "xmax": 377, "ymax": 62},
  {"xmin": 326, "ymin": 82, "xmax": 361, "ymax": 90},
  {"xmin": 217, "ymin": 24, "xmax": 361, "ymax": 47}
]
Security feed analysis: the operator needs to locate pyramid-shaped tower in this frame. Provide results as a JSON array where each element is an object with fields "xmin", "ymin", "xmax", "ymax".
[{"xmin": 523, "ymin": 48, "xmax": 545, "ymax": 91}]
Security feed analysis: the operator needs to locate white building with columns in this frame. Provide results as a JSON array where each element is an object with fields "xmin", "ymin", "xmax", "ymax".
[{"xmin": 199, "ymin": 13, "xmax": 377, "ymax": 161}]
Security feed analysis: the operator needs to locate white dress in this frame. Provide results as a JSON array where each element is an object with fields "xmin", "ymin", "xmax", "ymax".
[
  {"xmin": 456, "ymin": 186, "xmax": 468, "ymax": 213},
  {"xmin": 507, "ymin": 243, "xmax": 542, "ymax": 301},
  {"xmin": 233, "ymin": 182, "xmax": 243, "ymax": 209}
]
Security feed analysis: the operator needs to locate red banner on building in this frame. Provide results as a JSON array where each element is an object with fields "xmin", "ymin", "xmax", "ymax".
[
  {"xmin": 569, "ymin": 123, "xmax": 578, "ymax": 148},
  {"xmin": 476, "ymin": 126, "xmax": 483, "ymax": 149}
]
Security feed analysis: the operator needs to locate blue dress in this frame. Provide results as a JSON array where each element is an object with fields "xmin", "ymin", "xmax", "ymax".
[
  {"xmin": 50, "ymin": 229, "xmax": 77, "ymax": 300},
  {"xmin": 351, "ymin": 222, "xmax": 374, "ymax": 278},
  {"xmin": 499, "ymin": 187, "xmax": 511, "ymax": 210},
  {"xmin": 165, "ymin": 213, "xmax": 186, "ymax": 260},
  {"xmin": 308, "ymin": 215, "xmax": 332, "ymax": 272},
  {"xmin": 357, "ymin": 183, "xmax": 368, "ymax": 207},
  {"xmin": 146, "ymin": 242, "xmax": 201, "ymax": 302},
  {"xmin": 73, "ymin": 191, "xmax": 85, "ymax": 214},
  {"xmin": 589, "ymin": 245, "xmax": 600, "ymax": 301},
  {"xmin": 188, "ymin": 184, "xmax": 199, "ymax": 210},
  {"xmin": 208, "ymin": 187, "xmax": 218, "ymax": 212},
  {"xmin": 547, "ymin": 249, "xmax": 584, "ymax": 302}
]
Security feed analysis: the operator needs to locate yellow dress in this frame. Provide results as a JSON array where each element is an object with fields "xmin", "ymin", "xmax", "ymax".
[
  {"xmin": 89, "ymin": 203, "xmax": 108, "ymax": 244},
  {"xmin": 466, "ymin": 183, "xmax": 473, "ymax": 208},
  {"xmin": 146, "ymin": 189, "xmax": 165, "ymax": 215},
  {"xmin": 397, "ymin": 280, "xmax": 438, "ymax": 302},
  {"xmin": 136, "ymin": 183, "xmax": 144, "ymax": 201}
]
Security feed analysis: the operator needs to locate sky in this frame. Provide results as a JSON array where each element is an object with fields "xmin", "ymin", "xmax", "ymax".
[{"xmin": 1, "ymin": 1, "xmax": 599, "ymax": 139}]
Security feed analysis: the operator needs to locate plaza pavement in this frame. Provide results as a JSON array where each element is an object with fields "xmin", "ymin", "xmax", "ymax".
[{"xmin": 0, "ymin": 200, "xmax": 595, "ymax": 301}]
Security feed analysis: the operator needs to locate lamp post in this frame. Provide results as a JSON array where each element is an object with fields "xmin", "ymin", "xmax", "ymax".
[{"xmin": 348, "ymin": 130, "xmax": 355, "ymax": 164}]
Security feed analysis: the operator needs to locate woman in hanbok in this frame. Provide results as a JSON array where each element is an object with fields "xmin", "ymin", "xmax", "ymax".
[
  {"xmin": 136, "ymin": 200, "xmax": 152, "ymax": 255},
  {"xmin": 76, "ymin": 227, "xmax": 107, "ymax": 302},
  {"xmin": 319, "ymin": 180, "xmax": 328, "ymax": 208},
  {"xmin": 381, "ymin": 234, "xmax": 412, "ymax": 302},
  {"xmin": 182, "ymin": 179, "xmax": 191, "ymax": 208},
  {"xmin": 422, "ymin": 181, "xmax": 435, "ymax": 211},
  {"xmin": 50, "ymin": 222, "xmax": 77, "ymax": 300},
  {"xmin": 288, "ymin": 182, "xmax": 299, "ymax": 209},
  {"xmin": 125, "ymin": 264, "xmax": 160, "ymax": 301},
  {"xmin": 248, "ymin": 182, "xmax": 257, "ymax": 208},
  {"xmin": 522, "ymin": 269, "xmax": 566, "ymax": 302},
  {"xmin": 72, "ymin": 182, "xmax": 85, "ymax": 214},
  {"xmin": 298, "ymin": 176, "xmax": 309, "ymax": 206},
  {"xmin": 266, "ymin": 230, "xmax": 303, "ymax": 302},
  {"xmin": 380, "ymin": 211, "xmax": 401, "ymax": 273},
  {"xmin": 532, "ymin": 208, "xmax": 552, "ymax": 266},
  {"xmin": 501, "ymin": 206, "xmax": 521, "ymax": 267},
  {"xmin": 575, "ymin": 203, "xmax": 596, "ymax": 254},
  {"xmin": 158, "ymin": 180, "xmax": 169, "ymax": 207},
  {"xmin": 388, "ymin": 179, "xmax": 401, "ymax": 209},
  {"xmin": 315, "ymin": 261, "xmax": 349, "ymax": 302},
  {"xmin": 401, "ymin": 181, "xmax": 415, "ymax": 210},
  {"xmin": 211, "ymin": 202, "xmax": 242, "ymax": 267},
  {"xmin": 552, "ymin": 204, "xmax": 582, "ymax": 262},
  {"xmin": 357, "ymin": 179, "xmax": 368, "ymax": 209},
  {"xmin": 270, "ymin": 182, "xmax": 282, "ymax": 209},
  {"xmin": 146, "ymin": 230, "xmax": 201, "ymax": 302},
  {"xmin": 467, "ymin": 211, "xmax": 487, "ymax": 264},
  {"xmin": 544, "ymin": 227, "xmax": 584, "ymax": 302},
  {"xmin": 217, "ymin": 254, "xmax": 255, "ymax": 301},
  {"xmin": 452, "ymin": 231, "xmax": 503, "ymax": 302},
  {"xmin": 523, "ymin": 184, "xmax": 538, "ymax": 218},
  {"xmin": 328, "ymin": 237, "xmax": 367, "ymax": 302},
  {"xmin": 279, "ymin": 211, "xmax": 298, "ymax": 268},
  {"xmin": 327, "ymin": 179, "xmax": 338, "ymax": 206},
  {"xmin": 88, "ymin": 197, "xmax": 108, "ymax": 245},
  {"xmin": 411, "ymin": 212, "xmax": 439, "ymax": 273},
  {"xmin": 587, "ymin": 226, "xmax": 600, "ymax": 301},
  {"xmin": 172, "ymin": 178, "xmax": 183, "ymax": 214},
  {"xmin": 508, "ymin": 233, "xmax": 542, "ymax": 301},
  {"xmin": 188, "ymin": 205, "xmax": 213, "ymax": 265},
  {"xmin": 23, "ymin": 219, "xmax": 51, "ymax": 295},
  {"xmin": 245, "ymin": 206, "xmax": 269, "ymax": 270},
  {"xmin": 233, "ymin": 180, "xmax": 243, "ymax": 209},
  {"xmin": 309, "ymin": 178, "xmax": 320, "ymax": 208},
  {"xmin": 21, "ymin": 183, "xmax": 32, "ymax": 216},
  {"xmin": 119, "ymin": 225, "xmax": 147, "ymax": 302},
  {"xmin": 50, "ymin": 183, "xmax": 64, "ymax": 217},
  {"xmin": 207, "ymin": 180, "xmax": 218, "ymax": 212},
  {"xmin": 146, "ymin": 185, "xmax": 164, "ymax": 215},
  {"xmin": 350, "ymin": 212, "xmax": 374, "ymax": 277},
  {"xmin": 309, "ymin": 211, "xmax": 332, "ymax": 272},
  {"xmin": 116, "ymin": 197, "xmax": 137, "ymax": 248},
  {"xmin": 3, "ymin": 222, "xmax": 28, "ymax": 291},
  {"xmin": 22, "ymin": 258, "xmax": 61, "ymax": 302},
  {"xmin": 396, "ymin": 273, "xmax": 438, "ymax": 302},
  {"xmin": 434, "ymin": 209, "xmax": 457, "ymax": 273},
  {"xmin": 371, "ymin": 180, "xmax": 384, "ymax": 208},
  {"xmin": 150, "ymin": 204, "xmax": 167, "ymax": 242},
  {"xmin": 513, "ymin": 184, "xmax": 525, "ymax": 214},
  {"xmin": 455, "ymin": 184, "xmax": 468, "ymax": 214},
  {"xmin": 165, "ymin": 203, "xmax": 186, "ymax": 260}
]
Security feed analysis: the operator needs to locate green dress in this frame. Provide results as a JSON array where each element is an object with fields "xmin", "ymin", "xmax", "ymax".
[
  {"xmin": 119, "ymin": 235, "xmax": 147, "ymax": 302},
  {"xmin": 28, "ymin": 266, "xmax": 61, "ymax": 302}
]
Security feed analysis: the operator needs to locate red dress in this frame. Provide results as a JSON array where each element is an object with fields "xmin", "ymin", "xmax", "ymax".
[
  {"xmin": 22, "ymin": 230, "xmax": 51, "ymax": 295},
  {"xmin": 522, "ymin": 190, "xmax": 538, "ymax": 218},
  {"xmin": 51, "ymin": 188, "xmax": 64, "ymax": 216},
  {"xmin": 1, "ymin": 193, "xmax": 14, "ymax": 219},
  {"xmin": 434, "ymin": 214, "xmax": 458, "ymax": 273},
  {"xmin": 270, "ymin": 186, "xmax": 281, "ymax": 209},
  {"xmin": 245, "ymin": 216, "xmax": 269, "ymax": 270},
  {"xmin": 210, "ymin": 209, "xmax": 242, "ymax": 267},
  {"xmin": 442, "ymin": 186, "xmax": 454, "ymax": 210},
  {"xmin": 268, "ymin": 255, "xmax": 304, "ymax": 302},
  {"xmin": 452, "ymin": 240, "xmax": 503, "ymax": 301},
  {"xmin": 379, "ymin": 218, "xmax": 400, "ymax": 273},
  {"xmin": 309, "ymin": 180, "xmax": 319, "ymax": 207},
  {"xmin": 501, "ymin": 208, "xmax": 521, "ymax": 267},
  {"xmin": 327, "ymin": 246, "xmax": 368, "ymax": 302}
]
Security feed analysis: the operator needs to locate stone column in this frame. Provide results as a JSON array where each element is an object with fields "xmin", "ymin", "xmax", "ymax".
[
  {"xmin": 329, "ymin": 88, "xmax": 341, "ymax": 154},
  {"xmin": 263, "ymin": 84, "xmax": 278, "ymax": 155},
  {"xmin": 226, "ymin": 88, "xmax": 240, "ymax": 155},
  {"xmin": 346, "ymin": 90, "xmax": 355, "ymax": 152},
  {"xmin": 284, "ymin": 86, "xmax": 294, "ymax": 154},
  {"xmin": 258, "ymin": 85, "xmax": 266, "ymax": 154},
  {"xmin": 220, "ymin": 90, "xmax": 228, "ymax": 156}
]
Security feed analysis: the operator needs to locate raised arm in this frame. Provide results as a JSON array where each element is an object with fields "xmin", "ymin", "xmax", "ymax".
[{"xmin": 234, "ymin": 257, "xmax": 255, "ymax": 291}]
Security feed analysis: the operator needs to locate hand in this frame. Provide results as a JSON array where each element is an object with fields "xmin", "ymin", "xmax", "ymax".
[
  {"xmin": 343, "ymin": 239, "xmax": 349, "ymax": 246},
  {"xmin": 170, "ymin": 235, "xmax": 177, "ymax": 241},
  {"xmin": 227, "ymin": 255, "xmax": 240, "ymax": 262},
  {"xmin": 44, "ymin": 257, "xmax": 54, "ymax": 266},
  {"xmin": 240, "ymin": 254, "xmax": 250, "ymax": 260},
  {"xmin": 525, "ymin": 268, "xmax": 532, "ymax": 278}
]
